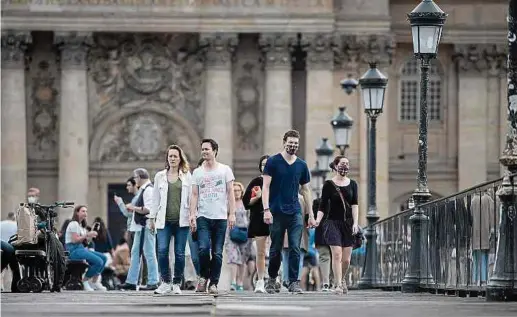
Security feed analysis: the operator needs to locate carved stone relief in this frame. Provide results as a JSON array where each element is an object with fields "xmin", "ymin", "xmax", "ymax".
[
  {"xmin": 453, "ymin": 44, "xmax": 507, "ymax": 76},
  {"xmin": 26, "ymin": 33, "xmax": 60, "ymax": 160},
  {"xmin": 97, "ymin": 111, "xmax": 195, "ymax": 162},
  {"xmin": 88, "ymin": 33, "xmax": 205, "ymax": 135},
  {"xmin": 301, "ymin": 33, "xmax": 334, "ymax": 70},
  {"xmin": 259, "ymin": 33, "xmax": 296, "ymax": 70},
  {"xmin": 233, "ymin": 36, "xmax": 264, "ymax": 154},
  {"xmin": 1, "ymin": 30, "xmax": 31, "ymax": 69},
  {"xmin": 334, "ymin": 34, "xmax": 395, "ymax": 71}
]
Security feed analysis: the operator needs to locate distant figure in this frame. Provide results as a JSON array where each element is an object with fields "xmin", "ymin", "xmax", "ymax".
[{"xmin": 0, "ymin": 212, "xmax": 17, "ymax": 242}]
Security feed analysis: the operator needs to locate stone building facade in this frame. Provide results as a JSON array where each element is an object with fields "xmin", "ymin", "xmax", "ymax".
[{"xmin": 0, "ymin": 0, "xmax": 509, "ymax": 232}]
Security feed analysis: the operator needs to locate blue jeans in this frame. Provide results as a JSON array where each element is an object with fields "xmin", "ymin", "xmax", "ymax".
[
  {"xmin": 282, "ymin": 249, "xmax": 304, "ymax": 282},
  {"xmin": 188, "ymin": 233, "xmax": 200, "ymax": 276},
  {"xmin": 66, "ymin": 243, "xmax": 107, "ymax": 278},
  {"xmin": 156, "ymin": 221, "xmax": 189, "ymax": 284},
  {"xmin": 268, "ymin": 212, "xmax": 303, "ymax": 284},
  {"xmin": 472, "ymin": 250, "xmax": 489, "ymax": 283},
  {"xmin": 126, "ymin": 228, "xmax": 159, "ymax": 285},
  {"xmin": 197, "ymin": 217, "xmax": 227, "ymax": 286}
]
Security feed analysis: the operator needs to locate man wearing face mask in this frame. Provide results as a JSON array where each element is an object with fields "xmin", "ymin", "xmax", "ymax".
[
  {"xmin": 27, "ymin": 187, "xmax": 40, "ymax": 204},
  {"xmin": 261, "ymin": 129, "xmax": 316, "ymax": 294}
]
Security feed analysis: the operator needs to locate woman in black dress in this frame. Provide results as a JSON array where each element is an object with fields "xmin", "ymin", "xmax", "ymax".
[
  {"xmin": 242, "ymin": 155, "xmax": 270, "ymax": 293},
  {"xmin": 315, "ymin": 155, "xmax": 359, "ymax": 294}
]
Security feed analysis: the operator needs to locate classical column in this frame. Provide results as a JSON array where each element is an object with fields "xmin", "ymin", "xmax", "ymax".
[
  {"xmin": 200, "ymin": 33, "xmax": 238, "ymax": 166},
  {"xmin": 302, "ymin": 33, "xmax": 335, "ymax": 167},
  {"xmin": 453, "ymin": 45, "xmax": 491, "ymax": 190},
  {"xmin": 1, "ymin": 31, "xmax": 31, "ymax": 218},
  {"xmin": 259, "ymin": 33, "xmax": 296, "ymax": 154},
  {"xmin": 54, "ymin": 32, "xmax": 91, "ymax": 217}
]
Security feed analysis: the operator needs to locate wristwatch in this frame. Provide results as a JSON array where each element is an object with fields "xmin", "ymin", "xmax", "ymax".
[{"xmin": 263, "ymin": 208, "xmax": 270, "ymax": 212}]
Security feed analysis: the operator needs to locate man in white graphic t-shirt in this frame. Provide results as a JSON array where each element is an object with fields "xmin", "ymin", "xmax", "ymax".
[{"xmin": 189, "ymin": 138, "xmax": 236, "ymax": 295}]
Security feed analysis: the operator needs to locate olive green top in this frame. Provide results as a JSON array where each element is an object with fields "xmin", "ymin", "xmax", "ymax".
[{"xmin": 165, "ymin": 178, "xmax": 182, "ymax": 222}]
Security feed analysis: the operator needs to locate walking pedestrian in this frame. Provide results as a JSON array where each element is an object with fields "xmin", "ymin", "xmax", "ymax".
[
  {"xmin": 314, "ymin": 156, "xmax": 359, "ymax": 294},
  {"xmin": 261, "ymin": 129, "xmax": 316, "ymax": 294},
  {"xmin": 151, "ymin": 145, "xmax": 193, "ymax": 295},
  {"xmin": 189, "ymin": 139, "xmax": 236, "ymax": 294}
]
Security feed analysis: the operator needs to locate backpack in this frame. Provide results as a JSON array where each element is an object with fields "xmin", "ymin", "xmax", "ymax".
[{"xmin": 12, "ymin": 203, "xmax": 39, "ymax": 246}]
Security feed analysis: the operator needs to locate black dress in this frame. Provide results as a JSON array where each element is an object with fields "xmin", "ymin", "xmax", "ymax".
[
  {"xmin": 315, "ymin": 179, "xmax": 358, "ymax": 248},
  {"xmin": 243, "ymin": 176, "xmax": 270, "ymax": 238}
]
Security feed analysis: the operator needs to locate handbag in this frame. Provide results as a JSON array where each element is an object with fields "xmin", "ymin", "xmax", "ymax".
[
  {"xmin": 330, "ymin": 181, "xmax": 364, "ymax": 250},
  {"xmin": 230, "ymin": 227, "xmax": 248, "ymax": 244}
]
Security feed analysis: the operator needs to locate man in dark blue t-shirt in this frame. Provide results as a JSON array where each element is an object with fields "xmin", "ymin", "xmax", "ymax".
[{"xmin": 262, "ymin": 129, "xmax": 316, "ymax": 294}]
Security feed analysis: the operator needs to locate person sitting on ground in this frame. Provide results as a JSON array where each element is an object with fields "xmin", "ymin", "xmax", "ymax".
[
  {"xmin": 112, "ymin": 238, "xmax": 131, "ymax": 284},
  {"xmin": 65, "ymin": 205, "xmax": 108, "ymax": 291}
]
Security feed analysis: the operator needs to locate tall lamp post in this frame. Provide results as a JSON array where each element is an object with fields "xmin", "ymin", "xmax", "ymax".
[
  {"xmin": 401, "ymin": 0, "xmax": 447, "ymax": 293},
  {"xmin": 311, "ymin": 138, "xmax": 333, "ymax": 198},
  {"xmin": 357, "ymin": 63, "xmax": 388, "ymax": 289},
  {"xmin": 486, "ymin": 0, "xmax": 517, "ymax": 302},
  {"xmin": 331, "ymin": 77, "xmax": 357, "ymax": 155}
]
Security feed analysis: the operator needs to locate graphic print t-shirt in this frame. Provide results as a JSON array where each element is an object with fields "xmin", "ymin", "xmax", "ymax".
[{"xmin": 192, "ymin": 163, "xmax": 235, "ymax": 220}]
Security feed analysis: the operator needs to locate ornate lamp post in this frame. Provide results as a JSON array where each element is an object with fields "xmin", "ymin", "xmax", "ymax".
[
  {"xmin": 401, "ymin": 0, "xmax": 447, "ymax": 293},
  {"xmin": 330, "ymin": 76, "xmax": 357, "ymax": 155},
  {"xmin": 486, "ymin": 0, "xmax": 517, "ymax": 302},
  {"xmin": 357, "ymin": 63, "xmax": 388, "ymax": 288},
  {"xmin": 311, "ymin": 138, "xmax": 333, "ymax": 198}
]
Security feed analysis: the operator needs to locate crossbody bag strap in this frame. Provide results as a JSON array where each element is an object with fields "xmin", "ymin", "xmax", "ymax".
[{"xmin": 330, "ymin": 180, "xmax": 352, "ymax": 220}]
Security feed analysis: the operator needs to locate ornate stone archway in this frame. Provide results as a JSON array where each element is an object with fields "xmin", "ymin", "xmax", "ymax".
[{"xmin": 89, "ymin": 104, "xmax": 201, "ymax": 164}]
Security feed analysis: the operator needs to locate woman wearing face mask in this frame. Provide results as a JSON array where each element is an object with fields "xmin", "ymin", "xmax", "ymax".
[{"xmin": 314, "ymin": 155, "xmax": 359, "ymax": 294}]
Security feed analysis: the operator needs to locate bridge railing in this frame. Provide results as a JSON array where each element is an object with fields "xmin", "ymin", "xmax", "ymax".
[{"xmin": 366, "ymin": 174, "xmax": 512, "ymax": 295}]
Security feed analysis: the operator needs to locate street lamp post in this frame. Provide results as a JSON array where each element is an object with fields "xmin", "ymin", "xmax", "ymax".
[
  {"xmin": 311, "ymin": 138, "xmax": 333, "ymax": 198},
  {"xmin": 357, "ymin": 63, "xmax": 388, "ymax": 289},
  {"xmin": 331, "ymin": 76, "xmax": 357, "ymax": 155},
  {"xmin": 331, "ymin": 107, "xmax": 354, "ymax": 156},
  {"xmin": 402, "ymin": 0, "xmax": 447, "ymax": 293},
  {"xmin": 486, "ymin": 0, "xmax": 517, "ymax": 302}
]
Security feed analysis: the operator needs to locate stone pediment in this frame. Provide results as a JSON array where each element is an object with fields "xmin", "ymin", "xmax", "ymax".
[{"xmin": 1, "ymin": 0, "xmax": 335, "ymax": 32}]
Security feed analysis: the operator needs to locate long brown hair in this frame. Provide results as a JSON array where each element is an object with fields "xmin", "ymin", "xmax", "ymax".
[
  {"xmin": 165, "ymin": 144, "xmax": 190, "ymax": 173},
  {"xmin": 72, "ymin": 205, "xmax": 88, "ymax": 228}
]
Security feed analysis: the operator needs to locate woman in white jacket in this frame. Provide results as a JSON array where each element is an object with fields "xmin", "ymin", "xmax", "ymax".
[{"xmin": 150, "ymin": 144, "xmax": 192, "ymax": 295}]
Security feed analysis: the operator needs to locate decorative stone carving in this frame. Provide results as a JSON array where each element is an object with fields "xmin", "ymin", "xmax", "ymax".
[
  {"xmin": 88, "ymin": 34, "xmax": 205, "ymax": 134},
  {"xmin": 334, "ymin": 34, "xmax": 395, "ymax": 71},
  {"xmin": 453, "ymin": 44, "xmax": 507, "ymax": 76},
  {"xmin": 28, "ymin": 59, "xmax": 59, "ymax": 159},
  {"xmin": 54, "ymin": 32, "xmax": 92, "ymax": 69},
  {"xmin": 301, "ymin": 33, "xmax": 334, "ymax": 70},
  {"xmin": 199, "ymin": 33, "xmax": 238, "ymax": 69},
  {"xmin": 1, "ymin": 30, "xmax": 31, "ymax": 69},
  {"xmin": 258, "ymin": 33, "xmax": 296, "ymax": 69},
  {"xmin": 235, "ymin": 61, "xmax": 262, "ymax": 152},
  {"xmin": 98, "ymin": 111, "xmax": 194, "ymax": 162}
]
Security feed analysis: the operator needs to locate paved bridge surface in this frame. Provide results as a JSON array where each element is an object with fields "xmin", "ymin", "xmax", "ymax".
[{"xmin": 2, "ymin": 290, "xmax": 517, "ymax": 317}]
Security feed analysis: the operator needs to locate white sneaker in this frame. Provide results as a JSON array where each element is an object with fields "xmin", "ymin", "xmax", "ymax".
[
  {"xmin": 154, "ymin": 283, "xmax": 172, "ymax": 295},
  {"xmin": 254, "ymin": 279, "xmax": 266, "ymax": 293},
  {"xmin": 83, "ymin": 281, "xmax": 94, "ymax": 291},
  {"xmin": 91, "ymin": 280, "xmax": 107, "ymax": 291},
  {"xmin": 171, "ymin": 284, "xmax": 182, "ymax": 295}
]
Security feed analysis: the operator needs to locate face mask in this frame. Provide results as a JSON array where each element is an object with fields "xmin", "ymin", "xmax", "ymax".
[
  {"xmin": 337, "ymin": 165, "xmax": 349, "ymax": 176},
  {"xmin": 28, "ymin": 196, "xmax": 38, "ymax": 204},
  {"xmin": 285, "ymin": 144, "xmax": 298, "ymax": 155}
]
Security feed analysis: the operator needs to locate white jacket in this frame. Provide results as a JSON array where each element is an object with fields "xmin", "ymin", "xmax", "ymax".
[{"xmin": 150, "ymin": 169, "xmax": 192, "ymax": 229}]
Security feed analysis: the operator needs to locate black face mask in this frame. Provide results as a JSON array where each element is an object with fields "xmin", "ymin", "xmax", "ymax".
[
  {"xmin": 285, "ymin": 144, "xmax": 298, "ymax": 155},
  {"xmin": 337, "ymin": 165, "xmax": 349, "ymax": 176}
]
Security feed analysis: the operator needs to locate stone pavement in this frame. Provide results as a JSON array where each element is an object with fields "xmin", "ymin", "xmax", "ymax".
[{"xmin": 2, "ymin": 290, "xmax": 517, "ymax": 317}]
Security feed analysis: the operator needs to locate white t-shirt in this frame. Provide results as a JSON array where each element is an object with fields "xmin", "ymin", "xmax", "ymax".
[
  {"xmin": 65, "ymin": 221, "xmax": 87, "ymax": 244},
  {"xmin": 192, "ymin": 163, "xmax": 235, "ymax": 220}
]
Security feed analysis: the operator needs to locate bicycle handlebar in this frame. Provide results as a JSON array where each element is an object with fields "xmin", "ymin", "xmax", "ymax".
[{"xmin": 31, "ymin": 201, "xmax": 75, "ymax": 209}]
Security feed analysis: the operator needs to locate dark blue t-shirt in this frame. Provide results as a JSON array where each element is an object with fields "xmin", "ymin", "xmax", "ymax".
[{"xmin": 263, "ymin": 153, "xmax": 311, "ymax": 215}]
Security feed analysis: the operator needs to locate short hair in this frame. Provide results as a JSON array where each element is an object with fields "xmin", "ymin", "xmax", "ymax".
[
  {"xmin": 133, "ymin": 168, "xmax": 150, "ymax": 180},
  {"xmin": 201, "ymin": 138, "xmax": 219, "ymax": 157},
  {"xmin": 283, "ymin": 129, "xmax": 300, "ymax": 142},
  {"xmin": 126, "ymin": 177, "xmax": 136, "ymax": 186}
]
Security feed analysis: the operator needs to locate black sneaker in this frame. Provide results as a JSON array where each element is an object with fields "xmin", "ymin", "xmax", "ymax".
[
  {"xmin": 288, "ymin": 281, "xmax": 303, "ymax": 294},
  {"xmin": 140, "ymin": 284, "xmax": 158, "ymax": 291},
  {"xmin": 118, "ymin": 283, "xmax": 137, "ymax": 291},
  {"xmin": 265, "ymin": 278, "xmax": 277, "ymax": 294}
]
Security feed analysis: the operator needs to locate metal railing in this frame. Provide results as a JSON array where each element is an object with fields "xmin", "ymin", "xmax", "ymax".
[{"xmin": 367, "ymin": 174, "xmax": 515, "ymax": 296}]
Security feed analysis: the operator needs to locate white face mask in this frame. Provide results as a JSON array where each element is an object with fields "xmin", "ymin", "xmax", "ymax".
[{"xmin": 28, "ymin": 196, "xmax": 38, "ymax": 204}]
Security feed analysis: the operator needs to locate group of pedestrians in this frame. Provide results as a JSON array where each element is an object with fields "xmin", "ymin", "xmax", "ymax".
[{"xmin": 56, "ymin": 128, "xmax": 361, "ymax": 295}]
